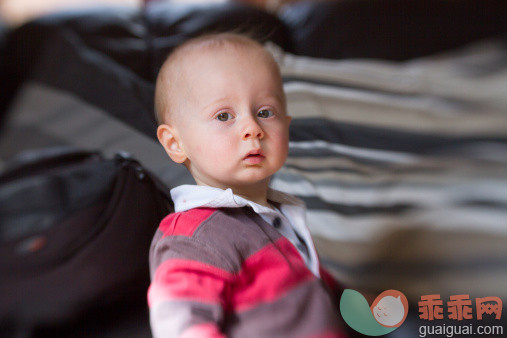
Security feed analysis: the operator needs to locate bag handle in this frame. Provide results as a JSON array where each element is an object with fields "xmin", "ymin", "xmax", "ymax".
[{"xmin": 115, "ymin": 151, "xmax": 173, "ymax": 203}]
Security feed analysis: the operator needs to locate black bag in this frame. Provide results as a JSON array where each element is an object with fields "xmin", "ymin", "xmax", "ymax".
[{"xmin": 0, "ymin": 147, "xmax": 173, "ymax": 337}]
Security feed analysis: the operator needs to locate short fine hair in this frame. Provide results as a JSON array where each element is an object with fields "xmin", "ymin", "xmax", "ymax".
[{"xmin": 154, "ymin": 33, "xmax": 283, "ymax": 125}]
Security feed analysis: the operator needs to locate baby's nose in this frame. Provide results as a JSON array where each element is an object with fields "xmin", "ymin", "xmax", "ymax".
[{"xmin": 242, "ymin": 120, "xmax": 264, "ymax": 140}]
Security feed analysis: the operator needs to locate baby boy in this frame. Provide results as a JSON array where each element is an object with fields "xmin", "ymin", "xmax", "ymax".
[{"xmin": 148, "ymin": 33, "xmax": 347, "ymax": 338}]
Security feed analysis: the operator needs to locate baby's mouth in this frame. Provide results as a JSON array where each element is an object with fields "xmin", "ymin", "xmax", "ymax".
[{"xmin": 243, "ymin": 150, "xmax": 265, "ymax": 164}]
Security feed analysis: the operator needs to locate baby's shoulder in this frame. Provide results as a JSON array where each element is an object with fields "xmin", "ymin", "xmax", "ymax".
[
  {"xmin": 155, "ymin": 207, "xmax": 276, "ymax": 266},
  {"xmin": 158, "ymin": 207, "xmax": 266, "ymax": 238},
  {"xmin": 151, "ymin": 208, "xmax": 239, "ymax": 273},
  {"xmin": 152, "ymin": 207, "xmax": 264, "ymax": 273},
  {"xmin": 158, "ymin": 207, "xmax": 217, "ymax": 238}
]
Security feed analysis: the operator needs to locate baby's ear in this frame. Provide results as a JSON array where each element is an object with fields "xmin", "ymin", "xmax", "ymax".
[{"xmin": 157, "ymin": 124, "xmax": 187, "ymax": 163}]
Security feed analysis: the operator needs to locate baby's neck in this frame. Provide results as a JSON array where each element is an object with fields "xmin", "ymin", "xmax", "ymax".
[
  {"xmin": 195, "ymin": 180, "xmax": 271, "ymax": 208},
  {"xmin": 235, "ymin": 191, "xmax": 271, "ymax": 208},
  {"xmin": 229, "ymin": 183, "xmax": 271, "ymax": 208}
]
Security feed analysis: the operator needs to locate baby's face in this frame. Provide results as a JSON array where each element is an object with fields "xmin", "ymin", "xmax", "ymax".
[{"xmin": 164, "ymin": 46, "xmax": 290, "ymax": 191}]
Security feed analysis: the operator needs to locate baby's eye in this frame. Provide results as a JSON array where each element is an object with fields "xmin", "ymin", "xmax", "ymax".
[
  {"xmin": 216, "ymin": 112, "xmax": 233, "ymax": 122},
  {"xmin": 257, "ymin": 109, "xmax": 274, "ymax": 118}
]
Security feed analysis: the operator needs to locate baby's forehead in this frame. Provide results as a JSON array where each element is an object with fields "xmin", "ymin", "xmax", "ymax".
[
  {"xmin": 164, "ymin": 42, "xmax": 281, "ymax": 91},
  {"xmin": 156, "ymin": 37, "xmax": 284, "ymax": 123},
  {"xmin": 177, "ymin": 45, "xmax": 282, "ymax": 93}
]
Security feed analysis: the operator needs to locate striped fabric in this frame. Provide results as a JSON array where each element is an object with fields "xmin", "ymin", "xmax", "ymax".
[
  {"xmin": 148, "ymin": 207, "xmax": 347, "ymax": 338},
  {"xmin": 266, "ymin": 39, "xmax": 507, "ymax": 302}
]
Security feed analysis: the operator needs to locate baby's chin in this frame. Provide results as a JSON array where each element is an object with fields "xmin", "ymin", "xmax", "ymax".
[{"xmin": 191, "ymin": 164, "xmax": 279, "ymax": 191}]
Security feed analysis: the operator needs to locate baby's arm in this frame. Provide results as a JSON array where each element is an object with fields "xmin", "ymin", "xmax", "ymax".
[{"xmin": 148, "ymin": 237, "xmax": 232, "ymax": 338}]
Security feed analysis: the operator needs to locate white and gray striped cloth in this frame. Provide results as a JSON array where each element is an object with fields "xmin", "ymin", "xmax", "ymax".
[{"xmin": 268, "ymin": 39, "xmax": 507, "ymax": 302}]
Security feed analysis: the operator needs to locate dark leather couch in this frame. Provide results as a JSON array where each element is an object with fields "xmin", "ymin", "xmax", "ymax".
[{"xmin": 2, "ymin": 0, "xmax": 506, "ymax": 135}]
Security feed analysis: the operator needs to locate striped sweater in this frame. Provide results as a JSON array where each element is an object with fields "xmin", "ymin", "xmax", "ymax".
[{"xmin": 148, "ymin": 206, "xmax": 347, "ymax": 337}]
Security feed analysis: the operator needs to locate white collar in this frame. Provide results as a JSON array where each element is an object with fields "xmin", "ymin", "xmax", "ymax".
[
  {"xmin": 170, "ymin": 184, "xmax": 320, "ymax": 277},
  {"xmin": 170, "ymin": 184, "xmax": 304, "ymax": 215}
]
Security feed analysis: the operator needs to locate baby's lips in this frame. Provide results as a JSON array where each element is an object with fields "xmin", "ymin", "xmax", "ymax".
[
  {"xmin": 243, "ymin": 149, "xmax": 266, "ymax": 164},
  {"xmin": 243, "ymin": 149, "xmax": 265, "ymax": 159}
]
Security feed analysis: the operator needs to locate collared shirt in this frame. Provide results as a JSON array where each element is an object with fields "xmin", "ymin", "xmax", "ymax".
[{"xmin": 171, "ymin": 185, "xmax": 320, "ymax": 277}]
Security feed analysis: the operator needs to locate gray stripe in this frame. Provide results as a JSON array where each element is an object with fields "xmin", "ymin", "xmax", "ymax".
[
  {"xmin": 274, "ymin": 171, "xmax": 507, "ymax": 193},
  {"xmin": 276, "ymin": 168, "xmax": 507, "ymax": 188},
  {"xmin": 283, "ymin": 81, "xmax": 507, "ymax": 136},
  {"xmin": 271, "ymin": 179, "xmax": 507, "ymax": 216},
  {"xmin": 274, "ymin": 170, "xmax": 504, "ymax": 196},
  {"xmin": 301, "ymin": 196, "xmax": 415, "ymax": 216},
  {"xmin": 301, "ymin": 195, "xmax": 507, "ymax": 216},
  {"xmin": 224, "ymin": 279, "xmax": 341, "ymax": 338},
  {"xmin": 288, "ymin": 117, "xmax": 507, "ymax": 155},
  {"xmin": 150, "ymin": 231, "xmax": 236, "ymax": 274},
  {"xmin": 150, "ymin": 299, "xmax": 224, "ymax": 338},
  {"xmin": 301, "ymin": 206, "xmax": 507, "ymax": 244},
  {"xmin": 284, "ymin": 154, "xmax": 507, "ymax": 175},
  {"xmin": 149, "ymin": 229, "xmax": 165, "ymax": 279},
  {"xmin": 272, "ymin": 168, "xmax": 507, "ymax": 208},
  {"xmin": 286, "ymin": 147, "xmax": 507, "ymax": 176},
  {"xmin": 289, "ymin": 140, "xmax": 417, "ymax": 164},
  {"xmin": 193, "ymin": 208, "xmax": 283, "ymax": 268},
  {"xmin": 315, "ymin": 229, "xmax": 507, "ymax": 271}
]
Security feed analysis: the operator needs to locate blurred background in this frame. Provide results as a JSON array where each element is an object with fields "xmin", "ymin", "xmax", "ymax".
[
  {"xmin": 0, "ymin": 0, "xmax": 312, "ymax": 26},
  {"xmin": 1, "ymin": 0, "xmax": 142, "ymax": 25},
  {"xmin": 1, "ymin": 0, "xmax": 506, "ymax": 337}
]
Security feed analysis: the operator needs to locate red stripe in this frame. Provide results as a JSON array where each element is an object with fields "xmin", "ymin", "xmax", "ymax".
[
  {"xmin": 230, "ymin": 237, "xmax": 314, "ymax": 311},
  {"xmin": 149, "ymin": 235, "xmax": 320, "ymax": 313},
  {"xmin": 180, "ymin": 323, "xmax": 226, "ymax": 338},
  {"xmin": 148, "ymin": 259, "xmax": 233, "ymax": 307},
  {"xmin": 159, "ymin": 208, "xmax": 216, "ymax": 238}
]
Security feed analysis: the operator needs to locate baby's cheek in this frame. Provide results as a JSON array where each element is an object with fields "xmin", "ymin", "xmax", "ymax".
[
  {"xmin": 195, "ymin": 141, "xmax": 216, "ymax": 157},
  {"xmin": 201, "ymin": 146, "xmax": 230, "ymax": 168},
  {"xmin": 277, "ymin": 136, "xmax": 290, "ymax": 159}
]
